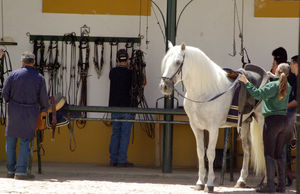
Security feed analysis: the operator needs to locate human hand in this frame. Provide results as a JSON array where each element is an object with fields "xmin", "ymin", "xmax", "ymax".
[
  {"xmin": 267, "ymin": 71, "xmax": 275, "ymax": 78},
  {"xmin": 239, "ymin": 72, "xmax": 249, "ymax": 84},
  {"xmin": 0, "ymin": 49, "xmax": 5, "ymax": 59}
]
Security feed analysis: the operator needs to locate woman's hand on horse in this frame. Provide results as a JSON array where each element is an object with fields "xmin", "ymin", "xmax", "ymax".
[
  {"xmin": 239, "ymin": 72, "xmax": 249, "ymax": 84},
  {"xmin": 267, "ymin": 71, "xmax": 276, "ymax": 78}
]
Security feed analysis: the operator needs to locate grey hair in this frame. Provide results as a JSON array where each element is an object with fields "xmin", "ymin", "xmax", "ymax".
[{"xmin": 21, "ymin": 52, "xmax": 35, "ymax": 64}]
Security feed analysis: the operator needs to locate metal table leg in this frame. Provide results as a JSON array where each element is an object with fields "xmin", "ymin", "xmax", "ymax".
[
  {"xmin": 220, "ymin": 127, "xmax": 229, "ymax": 185},
  {"xmin": 229, "ymin": 127, "xmax": 234, "ymax": 181},
  {"xmin": 36, "ymin": 130, "xmax": 42, "ymax": 174}
]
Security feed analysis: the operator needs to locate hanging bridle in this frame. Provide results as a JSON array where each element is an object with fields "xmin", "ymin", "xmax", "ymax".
[{"xmin": 161, "ymin": 54, "xmax": 185, "ymax": 84}]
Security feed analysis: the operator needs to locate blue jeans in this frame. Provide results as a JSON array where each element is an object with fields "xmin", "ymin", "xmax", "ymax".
[
  {"xmin": 109, "ymin": 113, "xmax": 134, "ymax": 164},
  {"xmin": 6, "ymin": 136, "xmax": 30, "ymax": 175}
]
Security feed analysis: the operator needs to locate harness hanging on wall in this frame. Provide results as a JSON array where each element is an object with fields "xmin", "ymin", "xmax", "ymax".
[
  {"xmin": 45, "ymin": 41, "xmax": 60, "ymax": 96},
  {"xmin": 30, "ymin": 32, "xmax": 140, "ymax": 154},
  {"xmin": 130, "ymin": 49, "xmax": 155, "ymax": 139},
  {"xmin": 0, "ymin": 50, "xmax": 12, "ymax": 125},
  {"xmin": 33, "ymin": 40, "xmax": 46, "ymax": 75},
  {"xmin": 76, "ymin": 38, "xmax": 90, "ymax": 128},
  {"xmin": 93, "ymin": 41, "xmax": 104, "ymax": 78},
  {"xmin": 110, "ymin": 42, "xmax": 118, "ymax": 69},
  {"xmin": 58, "ymin": 40, "xmax": 68, "ymax": 97},
  {"xmin": 67, "ymin": 35, "xmax": 78, "ymax": 105},
  {"xmin": 126, "ymin": 42, "xmax": 134, "ymax": 64}
]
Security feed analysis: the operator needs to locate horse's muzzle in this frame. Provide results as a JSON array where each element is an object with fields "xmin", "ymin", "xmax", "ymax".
[{"xmin": 159, "ymin": 79, "xmax": 173, "ymax": 95}]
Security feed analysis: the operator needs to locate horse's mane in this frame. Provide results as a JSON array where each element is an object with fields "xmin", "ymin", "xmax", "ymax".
[
  {"xmin": 161, "ymin": 47, "xmax": 175, "ymax": 74},
  {"xmin": 183, "ymin": 46, "xmax": 229, "ymax": 95}
]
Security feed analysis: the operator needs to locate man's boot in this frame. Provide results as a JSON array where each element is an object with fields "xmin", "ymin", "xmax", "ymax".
[
  {"xmin": 256, "ymin": 156, "xmax": 276, "ymax": 193},
  {"xmin": 276, "ymin": 159, "xmax": 286, "ymax": 193}
]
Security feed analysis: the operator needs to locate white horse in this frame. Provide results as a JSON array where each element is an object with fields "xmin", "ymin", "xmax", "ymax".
[{"xmin": 160, "ymin": 42, "xmax": 266, "ymax": 192}]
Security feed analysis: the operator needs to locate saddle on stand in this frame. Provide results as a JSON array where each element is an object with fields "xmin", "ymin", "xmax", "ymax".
[{"xmin": 36, "ymin": 93, "xmax": 69, "ymax": 138}]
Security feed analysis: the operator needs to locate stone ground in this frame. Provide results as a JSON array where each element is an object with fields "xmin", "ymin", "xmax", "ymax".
[{"xmin": 0, "ymin": 162, "xmax": 296, "ymax": 194}]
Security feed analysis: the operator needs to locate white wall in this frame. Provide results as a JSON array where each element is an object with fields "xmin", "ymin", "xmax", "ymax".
[{"xmin": 1, "ymin": 0, "xmax": 299, "ymax": 108}]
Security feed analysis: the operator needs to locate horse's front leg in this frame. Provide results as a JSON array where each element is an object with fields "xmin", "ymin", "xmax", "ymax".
[
  {"xmin": 206, "ymin": 127, "xmax": 219, "ymax": 193},
  {"xmin": 191, "ymin": 127, "xmax": 206, "ymax": 190},
  {"xmin": 235, "ymin": 121, "xmax": 251, "ymax": 188}
]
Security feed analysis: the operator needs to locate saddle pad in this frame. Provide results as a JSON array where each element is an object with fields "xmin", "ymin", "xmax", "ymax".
[
  {"xmin": 46, "ymin": 103, "xmax": 69, "ymax": 128},
  {"xmin": 226, "ymin": 84, "xmax": 240, "ymax": 127}
]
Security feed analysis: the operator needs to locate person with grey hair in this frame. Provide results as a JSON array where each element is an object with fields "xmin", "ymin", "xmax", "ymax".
[
  {"xmin": 20, "ymin": 52, "xmax": 35, "ymax": 67},
  {"xmin": 2, "ymin": 51, "xmax": 48, "ymax": 180}
]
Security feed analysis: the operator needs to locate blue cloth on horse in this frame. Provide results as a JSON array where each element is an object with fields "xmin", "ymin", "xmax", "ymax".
[
  {"xmin": 226, "ymin": 83, "xmax": 240, "ymax": 125},
  {"xmin": 2, "ymin": 66, "xmax": 48, "ymax": 140}
]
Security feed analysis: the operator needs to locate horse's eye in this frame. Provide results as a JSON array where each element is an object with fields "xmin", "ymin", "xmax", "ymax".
[{"xmin": 176, "ymin": 60, "xmax": 181, "ymax": 65}]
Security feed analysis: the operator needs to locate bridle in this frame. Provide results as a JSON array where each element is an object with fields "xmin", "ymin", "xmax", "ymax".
[
  {"xmin": 161, "ymin": 54, "xmax": 241, "ymax": 103},
  {"xmin": 161, "ymin": 54, "xmax": 185, "ymax": 84}
]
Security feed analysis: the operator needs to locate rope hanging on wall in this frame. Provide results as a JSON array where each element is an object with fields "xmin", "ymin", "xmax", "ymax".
[
  {"xmin": 229, "ymin": 0, "xmax": 251, "ymax": 67},
  {"xmin": 93, "ymin": 41, "xmax": 104, "ymax": 78}
]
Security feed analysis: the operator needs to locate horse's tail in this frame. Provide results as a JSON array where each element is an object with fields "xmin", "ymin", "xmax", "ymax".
[{"xmin": 250, "ymin": 116, "xmax": 265, "ymax": 175}]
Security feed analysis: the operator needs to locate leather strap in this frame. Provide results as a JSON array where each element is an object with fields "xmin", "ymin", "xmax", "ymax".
[{"xmin": 51, "ymin": 96, "xmax": 57, "ymax": 139}]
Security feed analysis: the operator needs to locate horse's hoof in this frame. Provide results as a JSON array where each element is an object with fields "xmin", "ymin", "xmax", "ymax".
[
  {"xmin": 195, "ymin": 184, "xmax": 205, "ymax": 190},
  {"xmin": 204, "ymin": 185, "xmax": 214, "ymax": 193},
  {"xmin": 234, "ymin": 181, "xmax": 247, "ymax": 188}
]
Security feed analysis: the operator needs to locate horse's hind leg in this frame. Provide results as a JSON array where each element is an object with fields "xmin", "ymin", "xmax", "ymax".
[
  {"xmin": 191, "ymin": 128, "xmax": 206, "ymax": 191},
  {"xmin": 235, "ymin": 121, "xmax": 251, "ymax": 188},
  {"xmin": 205, "ymin": 127, "xmax": 219, "ymax": 193}
]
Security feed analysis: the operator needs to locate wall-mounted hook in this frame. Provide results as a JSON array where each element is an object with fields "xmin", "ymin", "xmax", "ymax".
[{"xmin": 80, "ymin": 25, "xmax": 90, "ymax": 37}]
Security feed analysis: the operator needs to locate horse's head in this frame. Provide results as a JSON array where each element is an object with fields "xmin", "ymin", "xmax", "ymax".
[{"xmin": 160, "ymin": 41, "xmax": 186, "ymax": 96}]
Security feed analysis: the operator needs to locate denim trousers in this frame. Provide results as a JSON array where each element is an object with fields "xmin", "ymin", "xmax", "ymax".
[
  {"xmin": 109, "ymin": 113, "xmax": 134, "ymax": 164},
  {"xmin": 6, "ymin": 136, "xmax": 30, "ymax": 175}
]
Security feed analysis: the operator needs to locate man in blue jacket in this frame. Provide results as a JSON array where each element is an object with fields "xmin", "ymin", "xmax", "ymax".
[{"xmin": 2, "ymin": 51, "xmax": 48, "ymax": 179}]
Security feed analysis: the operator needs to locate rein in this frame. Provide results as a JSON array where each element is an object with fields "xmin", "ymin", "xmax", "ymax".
[
  {"xmin": 174, "ymin": 73, "xmax": 241, "ymax": 103},
  {"xmin": 162, "ymin": 54, "xmax": 241, "ymax": 103}
]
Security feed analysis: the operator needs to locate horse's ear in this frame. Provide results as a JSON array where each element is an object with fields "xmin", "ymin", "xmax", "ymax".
[
  {"xmin": 168, "ymin": 40, "xmax": 173, "ymax": 49},
  {"xmin": 181, "ymin": 43, "xmax": 186, "ymax": 51}
]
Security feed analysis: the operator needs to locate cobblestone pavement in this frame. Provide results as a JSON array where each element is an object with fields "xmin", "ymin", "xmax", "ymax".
[{"xmin": 0, "ymin": 163, "xmax": 296, "ymax": 193}]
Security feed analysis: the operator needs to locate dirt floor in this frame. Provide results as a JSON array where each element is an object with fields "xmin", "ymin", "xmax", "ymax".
[{"xmin": 0, "ymin": 162, "xmax": 296, "ymax": 194}]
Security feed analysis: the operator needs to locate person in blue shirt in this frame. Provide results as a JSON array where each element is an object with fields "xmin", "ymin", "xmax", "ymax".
[
  {"xmin": 108, "ymin": 49, "xmax": 134, "ymax": 167},
  {"xmin": 2, "ymin": 52, "xmax": 48, "ymax": 179}
]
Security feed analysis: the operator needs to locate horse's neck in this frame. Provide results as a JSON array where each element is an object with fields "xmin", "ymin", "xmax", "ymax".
[{"xmin": 183, "ymin": 56, "xmax": 230, "ymax": 100}]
